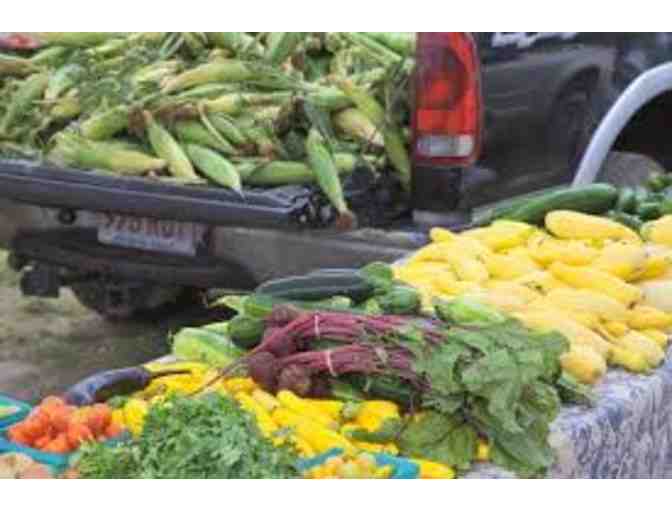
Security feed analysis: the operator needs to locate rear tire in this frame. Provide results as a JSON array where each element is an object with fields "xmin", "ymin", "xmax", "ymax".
[{"xmin": 596, "ymin": 151, "xmax": 666, "ymax": 187}]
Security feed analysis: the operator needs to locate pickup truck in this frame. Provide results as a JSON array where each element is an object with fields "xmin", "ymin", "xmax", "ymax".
[{"xmin": 1, "ymin": 32, "xmax": 671, "ymax": 318}]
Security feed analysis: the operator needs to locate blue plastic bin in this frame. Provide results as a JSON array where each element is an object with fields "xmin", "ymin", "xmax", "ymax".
[
  {"xmin": 297, "ymin": 448, "xmax": 420, "ymax": 479},
  {"xmin": 0, "ymin": 394, "xmax": 31, "ymax": 429}
]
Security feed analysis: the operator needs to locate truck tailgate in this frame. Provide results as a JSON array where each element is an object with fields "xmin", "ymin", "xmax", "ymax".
[{"xmin": 0, "ymin": 158, "xmax": 319, "ymax": 230}]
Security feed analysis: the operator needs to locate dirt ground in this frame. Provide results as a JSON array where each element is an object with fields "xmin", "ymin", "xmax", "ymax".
[{"xmin": 0, "ymin": 251, "xmax": 219, "ymax": 403}]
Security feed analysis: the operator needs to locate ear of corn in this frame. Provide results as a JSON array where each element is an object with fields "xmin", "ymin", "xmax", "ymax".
[
  {"xmin": 174, "ymin": 120, "xmax": 237, "ymax": 155},
  {"xmin": 207, "ymin": 32, "xmax": 264, "ymax": 57},
  {"xmin": 184, "ymin": 144, "xmax": 241, "ymax": 192},
  {"xmin": 49, "ymin": 93, "xmax": 81, "ymax": 121},
  {"xmin": 162, "ymin": 60, "xmax": 256, "ymax": 94},
  {"xmin": 0, "ymin": 72, "xmax": 49, "ymax": 138},
  {"xmin": 332, "ymin": 107, "xmax": 384, "ymax": 147},
  {"xmin": 243, "ymin": 154, "xmax": 357, "ymax": 187},
  {"xmin": 207, "ymin": 113, "xmax": 249, "ymax": 146},
  {"xmin": 29, "ymin": 32, "xmax": 127, "ymax": 47},
  {"xmin": 266, "ymin": 32, "xmax": 304, "ymax": 66},
  {"xmin": 0, "ymin": 54, "xmax": 37, "ymax": 77},
  {"xmin": 305, "ymin": 128, "xmax": 353, "ymax": 225},
  {"xmin": 145, "ymin": 111, "xmax": 198, "ymax": 180},
  {"xmin": 50, "ymin": 133, "xmax": 166, "ymax": 175},
  {"xmin": 204, "ymin": 92, "xmax": 292, "ymax": 115},
  {"xmin": 80, "ymin": 105, "xmax": 131, "ymax": 140},
  {"xmin": 336, "ymin": 78, "xmax": 410, "ymax": 190}
]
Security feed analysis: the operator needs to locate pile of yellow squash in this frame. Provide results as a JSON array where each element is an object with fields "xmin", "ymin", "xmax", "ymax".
[{"xmin": 395, "ymin": 211, "xmax": 672, "ymax": 385}]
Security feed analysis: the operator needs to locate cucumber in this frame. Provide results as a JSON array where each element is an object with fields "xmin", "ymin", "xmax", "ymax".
[
  {"xmin": 615, "ymin": 188, "xmax": 637, "ymax": 213},
  {"xmin": 344, "ymin": 374, "xmax": 418, "ymax": 409},
  {"xmin": 172, "ymin": 327, "xmax": 243, "ymax": 367},
  {"xmin": 243, "ymin": 294, "xmax": 354, "ymax": 319},
  {"xmin": 255, "ymin": 273, "xmax": 374, "ymax": 303},
  {"xmin": 471, "ymin": 186, "xmax": 567, "ymax": 226},
  {"xmin": 502, "ymin": 184, "xmax": 618, "ymax": 225},
  {"xmin": 228, "ymin": 315, "xmax": 266, "ymax": 350}
]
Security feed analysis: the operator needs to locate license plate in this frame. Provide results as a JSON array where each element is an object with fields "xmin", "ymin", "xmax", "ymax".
[{"xmin": 97, "ymin": 213, "xmax": 206, "ymax": 256}]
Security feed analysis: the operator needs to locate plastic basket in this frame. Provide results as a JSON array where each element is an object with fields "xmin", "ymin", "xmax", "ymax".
[
  {"xmin": 297, "ymin": 448, "xmax": 420, "ymax": 479},
  {"xmin": 0, "ymin": 394, "xmax": 31, "ymax": 429}
]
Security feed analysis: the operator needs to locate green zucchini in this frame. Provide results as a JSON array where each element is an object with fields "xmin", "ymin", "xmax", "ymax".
[
  {"xmin": 471, "ymin": 186, "xmax": 567, "ymax": 226},
  {"xmin": 255, "ymin": 273, "xmax": 374, "ymax": 303},
  {"xmin": 501, "ymin": 184, "xmax": 618, "ymax": 225},
  {"xmin": 615, "ymin": 188, "xmax": 637, "ymax": 213},
  {"xmin": 344, "ymin": 374, "xmax": 418, "ymax": 409},
  {"xmin": 646, "ymin": 173, "xmax": 672, "ymax": 192},
  {"xmin": 606, "ymin": 211, "xmax": 644, "ymax": 232},
  {"xmin": 635, "ymin": 201, "xmax": 662, "ymax": 221},
  {"xmin": 228, "ymin": 315, "xmax": 266, "ymax": 350},
  {"xmin": 242, "ymin": 294, "xmax": 354, "ymax": 319}
]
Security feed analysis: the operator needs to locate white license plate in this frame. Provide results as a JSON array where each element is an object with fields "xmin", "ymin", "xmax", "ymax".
[{"xmin": 97, "ymin": 213, "xmax": 206, "ymax": 256}]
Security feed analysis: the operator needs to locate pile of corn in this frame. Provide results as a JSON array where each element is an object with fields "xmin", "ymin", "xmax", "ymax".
[
  {"xmin": 395, "ymin": 211, "xmax": 672, "ymax": 385},
  {"xmin": 0, "ymin": 32, "xmax": 416, "ymax": 220}
]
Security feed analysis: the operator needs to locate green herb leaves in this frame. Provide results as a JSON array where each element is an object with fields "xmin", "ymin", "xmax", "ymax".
[{"xmin": 78, "ymin": 393, "xmax": 300, "ymax": 479}]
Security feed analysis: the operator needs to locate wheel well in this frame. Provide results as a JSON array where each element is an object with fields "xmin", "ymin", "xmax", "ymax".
[
  {"xmin": 563, "ymin": 67, "xmax": 601, "ymax": 95},
  {"xmin": 612, "ymin": 90, "xmax": 672, "ymax": 169}
]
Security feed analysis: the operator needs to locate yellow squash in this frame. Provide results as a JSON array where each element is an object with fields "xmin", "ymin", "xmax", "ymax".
[
  {"xmin": 641, "ymin": 216, "xmax": 672, "ymax": 247},
  {"xmin": 545, "ymin": 211, "xmax": 641, "ymax": 244},
  {"xmin": 549, "ymin": 262, "xmax": 643, "ymax": 306},
  {"xmin": 560, "ymin": 345, "xmax": 608, "ymax": 385}
]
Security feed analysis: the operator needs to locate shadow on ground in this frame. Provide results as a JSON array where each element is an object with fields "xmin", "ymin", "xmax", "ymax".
[{"xmin": 0, "ymin": 251, "xmax": 223, "ymax": 403}]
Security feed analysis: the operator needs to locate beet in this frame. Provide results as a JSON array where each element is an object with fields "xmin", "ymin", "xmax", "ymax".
[
  {"xmin": 246, "ymin": 352, "xmax": 279, "ymax": 392},
  {"xmin": 277, "ymin": 365, "xmax": 312, "ymax": 397}
]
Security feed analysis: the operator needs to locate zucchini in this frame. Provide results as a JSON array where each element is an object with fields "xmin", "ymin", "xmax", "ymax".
[
  {"xmin": 255, "ymin": 273, "xmax": 374, "ymax": 303},
  {"xmin": 615, "ymin": 188, "xmax": 637, "ymax": 213},
  {"xmin": 228, "ymin": 315, "xmax": 266, "ymax": 350},
  {"xmin": 606, "ymin": 211, "xmax": 644, "ymax": 232},
  {"xmin": 471, "ymin": 186, "xmax": 567, "ymax": 226},
  {"xmin": 646, "ymin": 173, "xmax": 672, "ymax": 192},
  {"xmin": 632, "ymin": 186, "xmax": 651, "ymax": 211},
  {"xmin": 344, "ymin": 374, "xmax": 418, "ymax": 409},
  {"xmin": 502, "ymin": 184, "xmax": 618, "ymax": 225},
  {"xmin": 243, "ymin": 294, "xmax": 354, "ymax": 319},
  {"xmin": 635, "ymin": 201, "xmax": 662, "ymax": 221}
]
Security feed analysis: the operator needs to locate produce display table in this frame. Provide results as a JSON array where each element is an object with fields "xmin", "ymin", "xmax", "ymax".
[{"xmin": 467, "ymin": 348, "xmax": 672, "ymax": 479}]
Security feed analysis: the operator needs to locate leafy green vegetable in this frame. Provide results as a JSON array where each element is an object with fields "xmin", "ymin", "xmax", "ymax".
[
  {"xmin": 399, "ymin": 305, "xmax": 573, "ymax": 477},
  {"xmin": 397, "ymin": 412, "xmax": 477, "ymax": 471},
  {"xmin": 77, "ymin": 393, "xmax": 300, "ymax": 479}
]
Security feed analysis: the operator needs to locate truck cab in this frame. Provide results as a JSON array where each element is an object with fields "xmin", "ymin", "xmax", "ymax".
[{"xmin": 1, "ymin": 32, "xmax": 671, "ymax": 318}]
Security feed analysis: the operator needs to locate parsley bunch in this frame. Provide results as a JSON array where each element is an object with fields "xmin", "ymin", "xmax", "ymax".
[{"xmin": 77, "ymin": 393, "xmax": 300, "ymax": 479}]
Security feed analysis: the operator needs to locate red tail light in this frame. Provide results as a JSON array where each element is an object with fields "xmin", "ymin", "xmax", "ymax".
[{"xmin": 413, "ymin": 32, "xmax": 482, "ymax": 167}]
